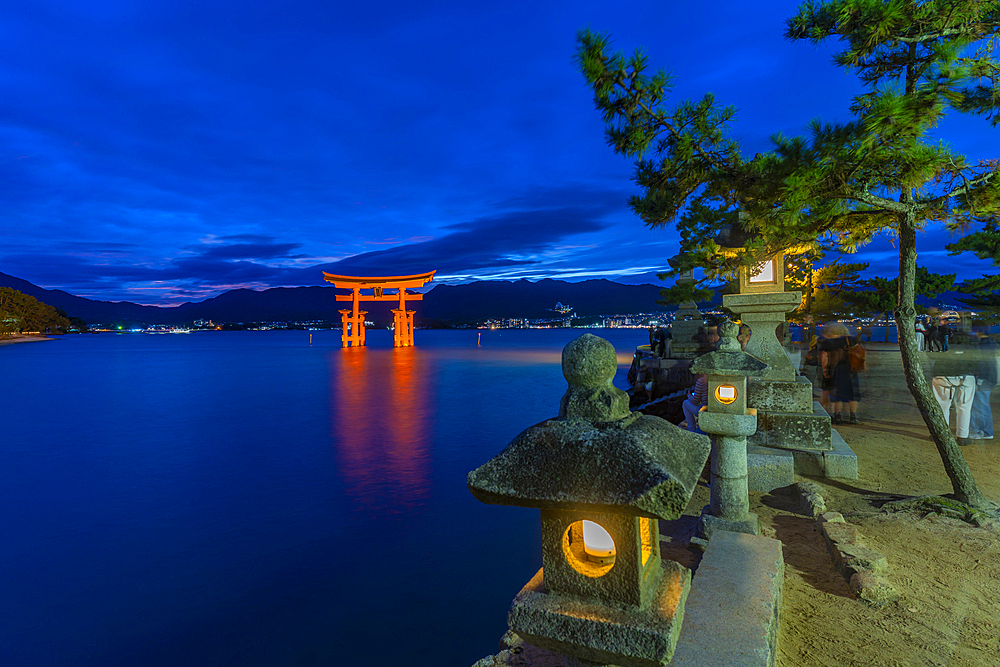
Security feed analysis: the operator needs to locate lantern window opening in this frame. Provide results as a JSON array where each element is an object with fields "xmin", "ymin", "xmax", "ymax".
[
  {"xmin": 715, "ymin": 384, "xmax": 738, "ymax": 405},
  {"xmin": 748, "ymin": 259, "xmax": 776, "ymax": 284},
  {"xmin": 563, "ymin": 520, "xmax": 615, "ymax": 577}
]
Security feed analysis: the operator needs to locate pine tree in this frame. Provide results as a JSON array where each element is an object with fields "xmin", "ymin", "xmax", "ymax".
[
  {"xmin": 947, "ymin": 219, "xmax": 1000, "ymax": 318},
  {"xmin": 786, "ymin": 253, "xmax": 871, "ymax": 323},
  {"xmin": 577, "ymin": 1, "xmax": 1000, "ymax": 508}
]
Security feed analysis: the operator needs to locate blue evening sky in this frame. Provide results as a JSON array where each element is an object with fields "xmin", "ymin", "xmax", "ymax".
[{"xmin": 2, "ymin": 0, "xmax": 996, "ymax": 305}]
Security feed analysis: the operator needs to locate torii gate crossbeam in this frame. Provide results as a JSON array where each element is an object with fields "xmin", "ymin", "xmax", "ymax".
[{"xmin": 322, "ymin": 271, "xmax": 435, "ymax": 347}]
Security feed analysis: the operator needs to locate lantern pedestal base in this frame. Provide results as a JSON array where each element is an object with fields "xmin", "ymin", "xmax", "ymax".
[
  {"xmin": 508, "ymin": 561, "xmax": 691, "ymax": 667},
  {"xmin": 748, "ymin": 402, "xmax": 834, "ymax": 451},
  {"xmin": 697, "ymin": 510, "xmax": 760, "ymax": 540}
]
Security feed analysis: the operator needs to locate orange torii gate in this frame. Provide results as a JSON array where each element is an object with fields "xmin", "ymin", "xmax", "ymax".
[{"xmin": 322, "ymin": 271, "xmax": 436, "ymax": 347}]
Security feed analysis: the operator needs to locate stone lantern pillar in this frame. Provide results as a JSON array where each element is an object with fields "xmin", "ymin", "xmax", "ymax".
[
  {"xmin": 690, "ymin": 320, "xmax": 768, "ymax": 538},
  {"xmin": 468, "ymin": 334, "xmax": 711, "ymax": 667}
]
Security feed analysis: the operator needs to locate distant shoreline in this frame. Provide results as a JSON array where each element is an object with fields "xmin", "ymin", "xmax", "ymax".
[{"xmin": 0, "ymin": 334, "xmax": 56, "ymax": 346}]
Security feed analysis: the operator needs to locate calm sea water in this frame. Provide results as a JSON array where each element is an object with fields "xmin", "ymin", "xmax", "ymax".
[{"xmin": 0, "ymin": 328, "xmax": 644, "ymax": 667}]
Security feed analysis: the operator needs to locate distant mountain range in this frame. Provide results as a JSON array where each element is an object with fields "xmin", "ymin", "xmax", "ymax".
[
  {"xmin": 1, "ymin": 271, "xmax": 980, "ymax": 326},
  {"xmin": 0, "ymin": 272, "xmax": 672, "ymax": 326}
]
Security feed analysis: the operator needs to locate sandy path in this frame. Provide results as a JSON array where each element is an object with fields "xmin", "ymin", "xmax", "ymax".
[{"xmin": 753, "ymin": 346, "xmax": 1000, "ymax": 666}]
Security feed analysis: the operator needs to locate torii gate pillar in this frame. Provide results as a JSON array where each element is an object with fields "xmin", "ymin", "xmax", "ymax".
[
  {"xmin": 338, "ymin": 287, "xmax": 368, "ymax": 348},
  {"xmin": 323, "ymin": 271, "xmax": 435, "ymax": 348}
]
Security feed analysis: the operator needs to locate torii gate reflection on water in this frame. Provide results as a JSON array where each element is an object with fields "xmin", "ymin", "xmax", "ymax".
[{"xmin": 322, "ymin": 271, "xmax": 436, "ymax": 347}]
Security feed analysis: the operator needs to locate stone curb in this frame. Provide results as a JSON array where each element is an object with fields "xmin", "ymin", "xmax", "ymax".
[
  {"xmin": 817, "ymin": 512, "xmax": 897, "ymax": 605},
  {"xmin": 796, "ymin": 481, "xmax": 827, "ymax": 517},
  {"xmin": 671, "ymin": 530, "xmax": 784, "ymax": 667}
]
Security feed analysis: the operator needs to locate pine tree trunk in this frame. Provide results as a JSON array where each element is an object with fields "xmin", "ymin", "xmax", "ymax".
[{"xmin": 896, "ymin": 212, "xmax": 987, "ymax": 508}]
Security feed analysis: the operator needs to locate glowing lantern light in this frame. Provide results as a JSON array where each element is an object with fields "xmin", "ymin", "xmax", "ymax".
[
  {"xmin": 582, "ymin": 520, "xmax": 615, "ymax": 560},
  {"xmin": 715, "ymin": 384, "xmax": 737, "ymax": 405},
  {"xmin": 749, "ymin": 259, "xmax": 774, "ymax": 283}
]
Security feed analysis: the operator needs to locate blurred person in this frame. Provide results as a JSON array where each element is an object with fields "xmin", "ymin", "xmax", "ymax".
[
  {"xmin": 939, "ymin": 321, "xmax": 951, "ymax": 352},
  {"xmin": 915, "ymin": 317, "xmax": 926, "ymax": 351},
  {"xmin": 970, "ymin": 333, "xmax": 998, "ymax": 440},
  {"xmin": 926, "ymin": 320, "xmax": 940, "ymax": 352},
  {"xmin": 692, "ymin": 325, "xmax": 709, "ymax": 352},
  {"xmin": 778, "ymin": 321, "xmax": 801, "ymax": 369},
  {"xmin": 802, "ymin": 321, "xmax": 821, "ymax": 385},
  {"xmin": 820, "ymin": 322, "xmax": 862, "ymax": 424},
  {"xmin": 682, "ymin": 374, "xmax": 708, "ymax": 434},
  {"xmin": 929, "ymin": 343, "xmax": 977, "ymax": 446},
  {"xmin": 706, "ymin": 324, "xmax": 720, "ymax": 349},
  {"xmin": 652, "ymin": 327, "xmax": 670, "ymax": 358}
]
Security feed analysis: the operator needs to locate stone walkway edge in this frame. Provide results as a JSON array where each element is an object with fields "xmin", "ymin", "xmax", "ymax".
[{"xmin": 817, "ymin": 511, "xmax": 897, "ymax": 605}]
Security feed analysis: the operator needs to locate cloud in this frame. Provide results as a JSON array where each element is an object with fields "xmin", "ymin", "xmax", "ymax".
[
  {"xmin": 300, "ymin": 190, "xmax": 625, "ymax": 280},
  {"xmin": 1, "ymin": 182, "xmax": 635, "ymax": 303},
  {"xmin": 196, "ymin": 242, "xmax": 304, "ymax": 260}
]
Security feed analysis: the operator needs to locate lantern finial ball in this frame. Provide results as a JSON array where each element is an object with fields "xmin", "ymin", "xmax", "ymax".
[
  {"xmin": 562, "ymin": 334, "xmax": 617, "ymax": 388},
  {"xmin": 717, "ymin": 320, "xmax": 741, "ymax": 352}
]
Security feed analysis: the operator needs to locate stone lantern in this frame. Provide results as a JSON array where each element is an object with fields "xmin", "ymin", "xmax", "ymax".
[
  {"xmin": 468, "ymin": 334, "xmax": 710, "ymax": 667},
  {"xmin": 714, "ymin": 215, "xmax": 805, "ymax": 382},
  {"xmin": 714, "ymin": 213, "xmax": 841, "ymax": 462},
  {"xmin": 690, "ymin": 320, "xmax": 768, "ymax": 538},
  {"xmin": 666, "ymin": 253, "xmax": 703, "ymax": 359}
]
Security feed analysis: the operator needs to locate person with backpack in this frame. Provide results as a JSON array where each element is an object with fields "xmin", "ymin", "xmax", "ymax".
[
  {"xmin": 801, "ymin": 320, "xmax": 821, "ymax": 385},
  {"xmin": 820, "ymin": 322, "xmax": 862, "ymax": 425}
]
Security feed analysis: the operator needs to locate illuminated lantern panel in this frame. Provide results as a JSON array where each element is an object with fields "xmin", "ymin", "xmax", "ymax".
[
  {"xmin": 582, "ymin": 520, "xmax": 615, "ymax": 559},
  {"xmin": 715, "ymin": 384, "xmax": 738, "ymax": 405},
  {"xmin": 749, "ymin": 259, "xmax": 774, "ymax": 283},
  {"xmin": 639, "ymin": 516, "xmax": 654, "ymax": 567},
  {"xmin": 562, "ymin": 520, "xmax": 616, "ymax": 577}
]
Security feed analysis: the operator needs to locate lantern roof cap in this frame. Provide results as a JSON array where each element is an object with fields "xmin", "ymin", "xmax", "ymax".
[
  {"xmin": 666, "ymin": 253, "xmax": 695, "ymax": 270},
  {"xmin": 714, "ymin": 214, "xmax": 812, "ymax": 257},
  {"xmin": 713, "ymin": 220, "xmax": 757, "ymax": 250},
  {"xmin": 467, "ymin": 416, "xmax": 709, "ymax": 519},
  {"xmin": 690, "ymin": 320, "xmax": 769, "ymax": 376}
]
